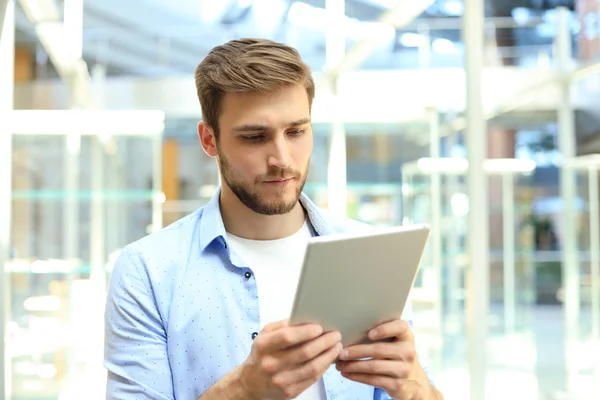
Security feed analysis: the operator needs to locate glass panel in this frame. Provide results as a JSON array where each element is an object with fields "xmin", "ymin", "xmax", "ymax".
[
  {"xmin": 8, "ymin": 129, "xmax": 160, "ymax": 400},
  {"xmin": 401, "ymin": 164, "xmax": 539, "ymax": 388},
  {"xmin": 161, "ymin": 137, "xmax": 220, "ymax": 226},
  {"xmin": 305, "ymin": 124, "xmax": 417, "ymax": 225},
  {"xmin": 566, "ymin": 166, "xmax": 600, "ymax": 394}
]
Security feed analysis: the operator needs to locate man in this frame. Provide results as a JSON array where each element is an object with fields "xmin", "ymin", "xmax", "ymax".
[{"xmin": 104, "ymin": 38, "xmax": 443, "ymax": 400}]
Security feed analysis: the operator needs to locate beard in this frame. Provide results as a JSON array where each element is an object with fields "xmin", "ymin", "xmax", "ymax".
[{"xmin": 217, "ymin": 150, "xmax": 308, "ymax": 216}]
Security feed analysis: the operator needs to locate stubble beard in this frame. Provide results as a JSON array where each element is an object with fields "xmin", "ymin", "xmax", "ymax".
[{"xmin": 218, "ymin": 151, "xmax": 308, "ymax": 216}]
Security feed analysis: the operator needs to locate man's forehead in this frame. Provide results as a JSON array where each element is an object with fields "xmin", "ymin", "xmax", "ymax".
[{"xmin": 219, "ymin": 87, "xmax": 311, "ymax": 127}]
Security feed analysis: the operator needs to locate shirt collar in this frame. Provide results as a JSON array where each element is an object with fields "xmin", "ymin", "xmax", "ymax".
[{"xmin": 198, "ymin": 186, "xmax": 333, "ymax": 253}]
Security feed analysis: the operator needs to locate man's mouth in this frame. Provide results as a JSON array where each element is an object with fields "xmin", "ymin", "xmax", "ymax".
[
  {"xmin": 263, "ymin": 177, "xmax": 294, "ymax": 186},
  {"xmin": 265, "ymin": 178, "xmax": 293, "ymax": 182}
]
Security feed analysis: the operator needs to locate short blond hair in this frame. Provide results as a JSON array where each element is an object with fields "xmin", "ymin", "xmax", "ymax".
[{"xmin": 194, "ymin": 38, "xmax": 315, "ymax": 137}]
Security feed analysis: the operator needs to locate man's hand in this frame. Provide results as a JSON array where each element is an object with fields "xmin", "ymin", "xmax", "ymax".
[
  {"xmin": 335, "ymin": 319, "xmax": 439, "ymax": 400},
  {"xmin": 237, "ymin": 319, "xmax": 343, "ymax": 399}
]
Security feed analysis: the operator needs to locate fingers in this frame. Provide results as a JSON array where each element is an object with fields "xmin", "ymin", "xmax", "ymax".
[
  {"xmin": 282, "ymin": 331, "xmax": 342, "ymax": 365},
  {"xmin": 338, "ymin": 372, "xmax": 403, "ymax": 393},
  {"xmin": 271, "ymin": 340, "xmax": 343, "ymax": 388},
  {"xmin": 254, "ymin": 323, "xmax": 324, "ymax": 353},
  {"xmin": 277, "ymin": 377, "xmax": 321, "ymax": 399},
  {"xmin": 255, "ymin": 331, "xmax": 342, "ymax": 377},
  {"xmin": 369, "ymin": 319, "xmax": 412, "ymax": 342},
  {"xmin": 338, "ymin": 341, "xmax": 416, "ymax": 362},
  {"xmin": 336, "ymin": 359, "xmax": 411, "ymax": 379},
  {"xmin": 260, "ymin": 319, "xmax": 289, "ymax": 333}
]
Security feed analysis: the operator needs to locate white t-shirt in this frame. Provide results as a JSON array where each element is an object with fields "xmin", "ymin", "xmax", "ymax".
[{"xmin": 228, "ymin": 221, "xmax": 327, "ymax": 400}]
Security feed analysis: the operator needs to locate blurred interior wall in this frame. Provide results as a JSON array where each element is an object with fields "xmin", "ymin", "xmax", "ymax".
[
  {"xmin": 14, "ymin": 46, "xmax": 32, "ymax": 83},
  {"xmin": 162, "ymin": 139, "xmax": 180, "ymax": 226},
  {"xmin": 488, "ymin": 127, "xmax": 516, "ymax": 245},
  {"xmin": 487, "ymin": 127, "xmax": 517, "ymax": 296}
]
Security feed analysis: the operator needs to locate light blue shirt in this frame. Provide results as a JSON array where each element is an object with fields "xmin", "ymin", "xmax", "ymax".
[{"xmin": 104, "ymin": 189, "xmax": 424, "ymax": 400}]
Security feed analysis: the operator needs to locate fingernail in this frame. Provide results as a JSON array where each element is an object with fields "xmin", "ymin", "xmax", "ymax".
[
  {"xmin": 339, "ymin": 348, "xmax": 348, "ymax": 359},
  {"xmin": 369, "ymin": 329, "xmax": 378, "ymax": 339}
]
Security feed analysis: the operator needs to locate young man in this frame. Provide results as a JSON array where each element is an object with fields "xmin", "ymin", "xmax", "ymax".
[{"xmin": 104, "ymin": 38, "xmax": 443, "ymax": 400}]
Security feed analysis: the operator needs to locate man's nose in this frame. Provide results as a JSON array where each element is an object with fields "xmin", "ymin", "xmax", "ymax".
[{"xmin": 267, "ymin": 136, "xmax": 291, "ymax": 169}]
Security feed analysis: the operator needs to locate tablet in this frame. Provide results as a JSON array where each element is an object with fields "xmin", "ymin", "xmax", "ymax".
[{"xmin": 289, "ymin": 224, "xmax": 430, "ymax": 348}]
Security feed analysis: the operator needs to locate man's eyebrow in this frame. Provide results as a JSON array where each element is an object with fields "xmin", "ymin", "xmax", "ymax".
[
  {"xmin": 289, "ymin": 118, "xmax": 310, "ymax": 126},
  {"xmin": 232, "ymin": 118, "xmax": 310, "ymax": 132},
  {"xmin": 232, "ymin": 124, "xmax": 269, "ymax": 132}
]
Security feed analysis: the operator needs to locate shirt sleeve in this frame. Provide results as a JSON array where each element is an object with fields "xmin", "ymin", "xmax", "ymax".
[{"xmin": 104, "ymin": 248, "xmax": 174, "ymax": 400}]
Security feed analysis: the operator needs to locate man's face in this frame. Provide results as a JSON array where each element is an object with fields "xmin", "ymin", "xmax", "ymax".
[{"xmin": 215, "ymin": 84, "xmax": 313, "ymax": 215}]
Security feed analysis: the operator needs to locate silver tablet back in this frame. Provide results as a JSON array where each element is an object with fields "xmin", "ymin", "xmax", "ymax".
[{"xmin": 289, "ymin": 224, "xmax": 430, "ymax": 347}]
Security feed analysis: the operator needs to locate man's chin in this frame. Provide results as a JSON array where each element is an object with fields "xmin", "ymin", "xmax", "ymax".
[{"xmin": 255, "ymin": 197, "xmax": 299, "ymax": 216}]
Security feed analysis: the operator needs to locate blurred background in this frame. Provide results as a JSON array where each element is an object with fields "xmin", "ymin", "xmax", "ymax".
[{"xmin": 1, "ymin": 0, "xmax": 600, "ymax": 399}]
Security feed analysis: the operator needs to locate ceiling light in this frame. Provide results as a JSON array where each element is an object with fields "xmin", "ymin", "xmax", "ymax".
[
  {"xmin": 431, "ymin": 38, "xmax": 456, "ymax": 54},
  {"xmin": 399, "ymin": 32, "xmax": 428, "ymax": 47},
  {"xmin": 511, "ymin": 7, "xmax": 531, "ymax": 25},
  {"xmin": 11, "ymin": 110, "xmax": 165, "ymax": 136},
  {"xmin": 442, "ymin": 0, "xmax": 463, "ymax": 16}
]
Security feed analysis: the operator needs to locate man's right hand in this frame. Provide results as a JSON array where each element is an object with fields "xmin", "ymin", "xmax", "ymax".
[{"xmin": 238, "ymin": 319, "xmax": 343, "ymax": 399}]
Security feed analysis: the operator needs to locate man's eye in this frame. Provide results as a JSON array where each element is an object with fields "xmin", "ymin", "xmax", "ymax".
[
  {"xmin": 288, "ymin": 129, "xmax": 305, "ymax": 136},
  {"xmin": 243, "ymin": 135, "xmax": 264, "ymax": 141}
]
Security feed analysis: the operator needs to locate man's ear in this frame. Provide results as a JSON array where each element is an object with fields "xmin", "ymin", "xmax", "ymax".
[{"xmin": 198, "ymin": 122, "xmax": 218, "ymax": 158}]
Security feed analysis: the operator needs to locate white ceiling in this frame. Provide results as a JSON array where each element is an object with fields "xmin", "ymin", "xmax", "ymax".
[
  {"xmin": 14, "ymin": 0, "xmax": 397, "ymax": 76},
  {"xmin": 12, "ymin": 0, "xmax": 563, "ymax": 77}
]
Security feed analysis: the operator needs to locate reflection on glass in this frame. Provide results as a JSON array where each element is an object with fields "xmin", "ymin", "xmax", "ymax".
[{"xmin": 9, "ymin": 132, "xmax": 160, "ymax": 399}]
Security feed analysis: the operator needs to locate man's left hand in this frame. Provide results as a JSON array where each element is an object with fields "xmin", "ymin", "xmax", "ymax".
[{"xmin": 335, "ymin": 319, "xmax": 432, "ymax": 400}]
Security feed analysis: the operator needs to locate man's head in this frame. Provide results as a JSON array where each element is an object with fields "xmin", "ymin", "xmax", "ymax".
[{"xmin": 195, "ymin": 38, "xmax": 315, "ymax": 216}]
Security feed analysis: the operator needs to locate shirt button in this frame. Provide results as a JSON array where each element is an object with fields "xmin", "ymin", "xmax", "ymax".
[
  {"xmin": 251, "ymin": 332, "xmax": 258, "ymax": 340},
  {"xmin": 244, "ymin": 271, "xmax": 252, "ymax": 279}
]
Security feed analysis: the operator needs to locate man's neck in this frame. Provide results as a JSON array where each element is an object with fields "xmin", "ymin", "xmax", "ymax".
[{"xmin": 219, "ymin": 187, "xmax": 306, "ymax": 241}]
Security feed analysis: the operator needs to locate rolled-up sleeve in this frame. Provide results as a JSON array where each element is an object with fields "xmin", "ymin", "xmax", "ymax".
[{"xmin": 104, "ymin": 248, "xmax": 174, "ymax": 400}]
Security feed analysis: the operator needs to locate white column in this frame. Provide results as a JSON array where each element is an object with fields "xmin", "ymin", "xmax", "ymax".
[
  {"xmin": 428, "ymin": 108, "xmax": 444, "ymax": 337},
  {"xmin": 502, "ymin": 173, "xmax": 516, "ymax": 335},
  {"xmin": 63, "ymin": 132, "xmax": 80, "ymax": 260},
  {"xmin": 464, "ymin": 1, "xmax": 489, "ymax": 399},
  {"xmin": 90, "ymin": 139, "xmax": 105, "ymax": 277},
  {"xmin": 418, "ymin": 26, "xmax": 431, "ymax": 68},
  {"xmin": 556, "ymin": 6, "xmax": 580, "ymax": 385},
  {"xmin": 589, "ymin": 166, "xmax": 599, "ymax": 339},
  {"xmin": 328, "ymin": 116, "xmax": 347, "ymax": 215},
  {"xmin": 446, "ymin": 133, "xmax": 462, "ymax": 330},
  {"xmin": 63, "ymin": 0, "xmax": 83, "ymax": 262},
  {"xmin": 90, "ymin": 64, "xmax": 106, "ymax": 280},
  {"xmin": 0, "ymin": 1, "xmax": 14, "ymax": 398},
  {"xmin": 152, "ymin": 134, "xmax": 164, "ymax": 233},
  {"xmin": 64, "ymin": 0, "xmax": 83, "ymax": 61},
  {"xmin": 325, "ymin": 0, "xmax": 347, "ymax": 216},
  {"xmin": 61, "ymin": 0, "xmax": 84, "ymax": 386},
  {"xmin": 325, "ymin": 0, "xmax": 345, "ymax": 72}
]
